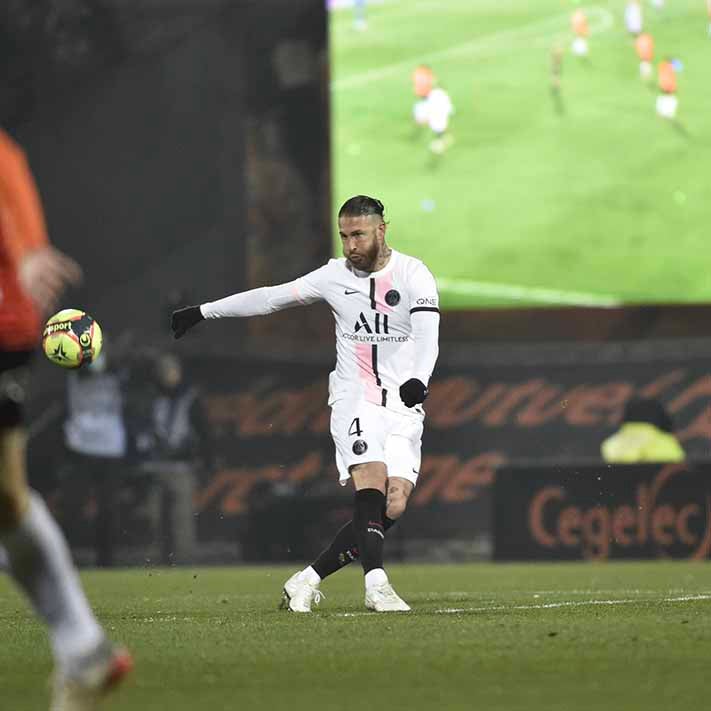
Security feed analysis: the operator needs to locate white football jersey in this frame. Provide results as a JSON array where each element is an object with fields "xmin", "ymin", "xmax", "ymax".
[
  {"xmin": 290, "ymin": 250, "xmax": 439, "ymax": 414},
  {"xmin": 202, "ymin": 249, "xmax": 439, "ymax": 415},
  {"xmin": 625, "ymin": 2, "xmax": 643, "ymax": 34},
  {"xmin": 426, "ymin": 88, "xmax": 453, "ymax": 122}
]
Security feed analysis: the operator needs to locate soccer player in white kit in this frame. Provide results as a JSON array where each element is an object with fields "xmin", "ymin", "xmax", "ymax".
[
  {"xmin": 624, "ymin": 0, "xmax": 643, "ymax": 36},
  {"xmin": 425, "ymin": 87, "xmax": 454, "ymax": 155},
  {"xmin": 171, "ymin": 196, "xmax": 440, "ymax": 612}
]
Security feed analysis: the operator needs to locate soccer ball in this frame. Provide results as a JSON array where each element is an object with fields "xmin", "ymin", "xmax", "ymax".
[{"xmin": 42, "ymin": 309, "xmax": 103, "ymax": 369}]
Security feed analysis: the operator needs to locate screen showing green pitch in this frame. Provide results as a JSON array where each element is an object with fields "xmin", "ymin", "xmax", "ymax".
[{"xmin": 329, "ymin": 0, "xmax": 711, "ymax": 309}]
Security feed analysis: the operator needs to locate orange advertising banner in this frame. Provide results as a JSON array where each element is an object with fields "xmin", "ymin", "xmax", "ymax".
[{"xmin": 494, "ymin": 464, "xmax": 711, "ymax": 561}]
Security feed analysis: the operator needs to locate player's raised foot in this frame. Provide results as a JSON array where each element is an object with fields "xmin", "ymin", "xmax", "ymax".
[
  {"xmin": 365, "ymin": 582, "xmax": 411, "ymax": 612},
  {"xmin": 280, "ymin": 571, "xmax": 323, "ymax": 613},
  {"xmin": 51, "ymin": 640, "xmax": 133, "ymax": 711}
]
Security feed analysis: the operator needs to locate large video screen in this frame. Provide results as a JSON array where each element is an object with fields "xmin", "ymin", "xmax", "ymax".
[{"xmin": 329, "ymin": 0, "xmax": 710, "ymax": 309}]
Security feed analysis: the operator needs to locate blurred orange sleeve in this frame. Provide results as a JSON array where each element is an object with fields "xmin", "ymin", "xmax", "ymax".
[{"xmin": 0, "ymin": 128, "xmax": 50, "ymax": 266}]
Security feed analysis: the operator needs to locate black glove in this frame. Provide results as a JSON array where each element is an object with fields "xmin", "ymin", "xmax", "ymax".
[
  {"xmin": 399, "ymin": 378, "xmax": 428, "ymax": 408},
  {"xmin": 171, "ymin": 305, "xmax": 204, "ymax": 339}
]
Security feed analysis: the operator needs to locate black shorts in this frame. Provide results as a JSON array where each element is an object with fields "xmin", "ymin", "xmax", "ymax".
[{"xmin": 0, "ymin": 350, "xmax": 33, "ymax": 428}]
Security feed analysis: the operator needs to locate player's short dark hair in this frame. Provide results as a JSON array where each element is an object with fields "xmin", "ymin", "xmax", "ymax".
[
  {"xmin": 622, "ymin": 397, "xmax": 674, "ymax": 433},
  {"xmin": 338, "ymin": 195, "xmax": 385, "ymax": 220}
]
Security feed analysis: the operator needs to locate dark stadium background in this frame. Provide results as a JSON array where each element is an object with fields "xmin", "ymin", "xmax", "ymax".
[
  {"xmin": 2, "ymin": 0, "xmax": 710, "ymax": 566},
  {"xmin": 4, "ymin": 3, "xmax": 711, "ymax": 711}
]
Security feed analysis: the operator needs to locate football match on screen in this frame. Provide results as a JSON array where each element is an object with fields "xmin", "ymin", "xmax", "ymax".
[{"xmin": 1, "ymin": 1, "xmax": 710, "ymax": 710}]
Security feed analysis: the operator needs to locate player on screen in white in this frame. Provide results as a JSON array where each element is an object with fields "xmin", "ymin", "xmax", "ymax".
[
  {"xmin": 353, "ymin": 0, "xmax": 367, "ymax": 31},
  {"xmin": 171, "ymin": 196, "xmax": 440, "ymax": 613},
  {"xmin": 426, "ymin": 86, "xmax": 454, "ymax": 155},
  {"xmin": 625, "ymin": 0, "xmax": 643, "ymax": 36}
]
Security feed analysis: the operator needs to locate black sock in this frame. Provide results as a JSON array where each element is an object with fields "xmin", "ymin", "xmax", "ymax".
[
  {"xmin": 311, "ymin": 520, "xmax": 359, "ymax": 579},
  {"xmin": 311, "ymin": 508, "xmax": 397, "ymax": 580},
  {"xmin": 352, "ymin": 488, "xmax": 386, "ymax": 575}
]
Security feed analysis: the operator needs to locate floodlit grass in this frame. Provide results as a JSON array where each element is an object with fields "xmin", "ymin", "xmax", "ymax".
[
  {"xmin": 2, "ymin": 562, "xmax": 711, "ymax": 709},
  {"xmin": 330, "ymin": 0, "xmax": 711, "ymax": 307}
]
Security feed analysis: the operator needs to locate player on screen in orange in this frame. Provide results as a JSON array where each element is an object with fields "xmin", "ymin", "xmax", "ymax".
[
  {"xmin": 0, "ymin": 127, "xmax": 132, "ymax": 711},
  {"xmin": 656, "ymin": 57, "xmax": 678, "ymax": 120},
  {"xmin": 635, "ymin": 33, "xmax": 654, "ymax": 82},
  {"xmin": 571, "ymin": 8, "xmax": 590, "ymax": 58},
  {"xmin": 412, "ymin": 65, "xmax": 435, "ymax": 129}
]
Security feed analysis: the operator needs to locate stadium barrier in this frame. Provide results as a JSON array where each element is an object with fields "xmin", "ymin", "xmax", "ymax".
[
  {"xmin": 494, "ymin": 463, "xmax": 711, "ymax": 561},
  {"xmin": 28, "ymin": 352, "xmax": 711, "ymax": 565}
]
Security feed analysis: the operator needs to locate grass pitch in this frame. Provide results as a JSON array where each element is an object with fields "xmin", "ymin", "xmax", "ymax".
[
  {"xmin": 2, "ymin": 562, "xmax": 711, "ymax": 710},
  {"xmin": 330, "ymin": 0, "xmax": 711, "ymax": 308}
]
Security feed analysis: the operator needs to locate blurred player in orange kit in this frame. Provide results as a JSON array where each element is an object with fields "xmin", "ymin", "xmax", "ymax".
[
  {"xmin": 0, "ymin": 127, "xmax": 132, "ymax": 710},
  {"xmin": 571, "ymin": 8, "xmax": 589, "ymax": 58},
  {"xmin": 412, "ymin": 65, "xmax": 435, "ymax": 130},
  {"xmin": 656, "ymin": 57, "xmax": 678, "ymax": 121},
  {"xmin": 635, "ymin": 33, "xmax": 654, "ymax": 81}
]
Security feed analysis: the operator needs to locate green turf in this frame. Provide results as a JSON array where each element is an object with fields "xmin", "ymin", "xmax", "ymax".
[
  {"xmin": 330, "ymin": 0, "xmax": 711, "ymax": 308},
  {"xmin": 2, "ymin": 562, "xmax": 711, "ymax": 710}
]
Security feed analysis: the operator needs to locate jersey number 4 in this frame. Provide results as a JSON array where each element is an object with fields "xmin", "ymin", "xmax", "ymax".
[{"xmin": 348, "ymin": 417, "xmax": 363, "ymax": 437}]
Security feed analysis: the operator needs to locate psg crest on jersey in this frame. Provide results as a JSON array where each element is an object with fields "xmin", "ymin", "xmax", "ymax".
[
  {"xmin": 352, "ymin": 439, "xmax": 368, "ymax": 455},
  {"xmin": 385, "ymin": 289, "xmax": 400, "ymax": 306}
]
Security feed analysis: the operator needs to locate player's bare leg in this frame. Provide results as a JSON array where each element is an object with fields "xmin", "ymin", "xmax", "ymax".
[
  {"xmin": 0, "ymin": 425, "xmax": 132, "ymax": 709},
  {"xmin": 385, "ymin": 477, "xmax": 413, "ymax": 521}
]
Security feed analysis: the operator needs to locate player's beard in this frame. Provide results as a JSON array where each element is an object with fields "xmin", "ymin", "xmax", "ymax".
[{"xmin": 348, "ymin": 240, "xmax": 380, "ymax": 272}]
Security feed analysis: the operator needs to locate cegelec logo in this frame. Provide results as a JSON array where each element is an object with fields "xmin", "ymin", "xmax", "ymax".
[{"xmin": 527, "ymin": 464, "xmax": 711, "ymax": 560}]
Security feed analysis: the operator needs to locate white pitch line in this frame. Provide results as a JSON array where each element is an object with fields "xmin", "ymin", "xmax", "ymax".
[
  {"xmin": 436, "ymin": 276, "xmax": 622, "ymax": 307},
  {"xmin": 332, "ymin": 6, "xmax": 614, "ymax": 91},
  {"xmin": 435, "ymin": 594, "xmax": 711, "ymax": 614},
  {"xmin": 329, "ymin": 0, "xmax": 396, "ymax": 10},
  {"xmin": 334, "ymin": 593, "xmax": 711, "ymax": 617}
]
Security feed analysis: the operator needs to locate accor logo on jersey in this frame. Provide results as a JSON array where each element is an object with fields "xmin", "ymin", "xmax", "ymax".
[{"xmin": 354, "ymin": 312, "xmax": 389, "ymax": 334}]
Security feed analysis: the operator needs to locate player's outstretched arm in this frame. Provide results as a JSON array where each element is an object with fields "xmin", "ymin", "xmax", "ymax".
[{"xmin": 171, "ymin": 267, "xmax": 328, "ymax": 339}]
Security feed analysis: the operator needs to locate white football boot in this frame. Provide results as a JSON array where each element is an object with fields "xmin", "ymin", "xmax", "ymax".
[
  {"xmin": 51, "ymin": 640, "xmax": 133, "ymax": 711},
  {"xmin": 365, "ymin": 582, "xmax": 411, "ymax": 612},
  {"xmin": 280, "ymin": 571, "xmax": 323, "ymax": 613}
]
